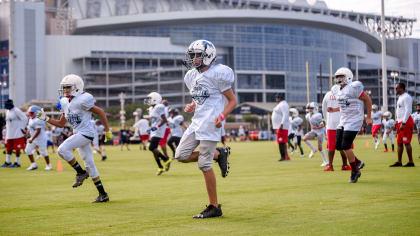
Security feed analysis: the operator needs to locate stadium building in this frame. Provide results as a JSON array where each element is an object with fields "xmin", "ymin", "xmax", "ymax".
[{"xmin": 0, "ymin": 0, "xmax": 419, "ymax": 111}]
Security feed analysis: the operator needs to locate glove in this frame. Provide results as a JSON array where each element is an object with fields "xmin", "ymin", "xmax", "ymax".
[
  {"xmin": 105, "ymin": 130, "xmax": 113, "ymax": 142},
  {"xmin": 56, "ymin": 96, "xmax": 62, "ymax": 110},
  {"xmin": 150, "ymin": 127, "xmax": 158, "ymax": 132},
  {"xmin": 37, "ymin": 109, "xmax": 49, "ymax": 122}
]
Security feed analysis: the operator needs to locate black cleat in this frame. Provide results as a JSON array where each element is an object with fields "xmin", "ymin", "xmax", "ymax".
[
  {"xmin": 72, "ymin": 172, "xmax": 89, "ymax": 188},
  {"xmin": 11, "ymin": 162, "xmax": 21, "ymax": 168},
  {"xmin": 1, "ymin": 162, "xmax": 12, "ymax": 168},
  {"xmin": 357, "ymin": 160, "xmax": 365, "ymax": 170},
  {"xmin": 193, "ymin": 204, "xmax": 223, "ymax": 219},
  {"xmin": 101, "ymin": 155, "xmax": 107, "ymax": 161},
  {"xmin": 93, "ymin": 193, "xmax": 109, "ymax": 203},
  {"xmin": 403, "ymin": 162, "xmax": 415, "ymax": 167},
  {"xmin": 349, "ymin": 171, "xmax": 361, "ymax": 183},
  {"xmin": 216, "ymin": 147, "xmax": 230, "ymax": 178},
  {"xmin": 389, "ymin": 162, "xmax": 402, "ymax": 167}
]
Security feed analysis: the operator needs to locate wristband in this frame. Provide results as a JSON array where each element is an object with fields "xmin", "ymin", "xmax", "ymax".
[{"xmin": 218, "ymin": 113, "xmax": 225, "ymax": 121}]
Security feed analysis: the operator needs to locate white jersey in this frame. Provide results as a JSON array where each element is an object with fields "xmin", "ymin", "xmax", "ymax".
[
  {"xmin": 27, "ymin": 117, "xmax": 47, "ymax": 144},
  {"xmin": 396, "ymin": 92, "xmax": 413, "ymax": 123},
  {"xmin": 96, "ymin": 124, "xmax": 105, "ymax": 136},
  {"xmin": 133, "ymin": 119, "xmax": 150, "ymax": 136},
  {"xmin": 90, "ymin": 120, "xmax": 98, "ymax": 138},
  {"xmin": 412, "ymin": 112, "xmax": 420, "ymax": 129},
  {"xmin": 183, "ymin": 64, "xmax": 235, "ymax": 141},
  {"xmin": 46, "ymin": 130, "xmax": 52, "ymax": 141},
  {"xmin": 305, "ymin": 112, "xmax": 324, "ymax": 134},
  {"xmin": 291, "ymin": 116, "xmax": 303, "ymax": 135},
  {"xmin": 168, "ymin": 115, "xmax": 184, "ymax": 138},
  {"xmin": 288, "ymin": 117, "xmax": 294, "ymax": 135},
  {"xmin": 149, "ymin": 104, "xmax": 166, "ymax": 138},
  {"xmin": 271, "ymin": 101, "xmax": 290, "ymax": 130},
  {"xmin": 382, "ymin": 119, "xmax": 395, "ymax": 133},
  {"xmin": 52, "ymin": 127, "xmax": 63, "ymax": 137},
  {"xmin": 334, "ymin": 81, "xmax": 365, "ymax": 131},
  {"xmin": 322, "ymin": 89, "xmax": 340, "ymax": 130},
  {"xmin": 60, "ymin": 93, "xmax": 96, "ymax": 138},
  {"xmin": 372, "ymin": 111, "xmax": 383, "ymax": 126},
  {"xmin": 5, "ymin": 107, "xmax": 28, "ymax": 139}
]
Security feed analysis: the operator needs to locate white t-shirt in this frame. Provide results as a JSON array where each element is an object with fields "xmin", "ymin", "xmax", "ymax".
[
  {"xmin": 271, "ymin": 101, "xmax": 290, "ymax": 130},
  {"xmin": 133, "ymin": 119, "xmax": 150, "ymax": 136},
  {"xmin": 90, "ymin": 120, "xmax": 99, "ymax": 138},
  {"xmin": 322, "ymin": 90, "xmax": 340, "ymax": 130},
  {"xmin": 305, "ymin": 112, "xmax": 324, "ymax": 134},
  {"xmin": 372, "ymin": 111, "xmax": 383, "ymax": 126},
  {"xmin": 183, "ymin": 64, "xmax": 235, "ymax": 141},
  {"xmin": 60, "ymin": 93, "xmax": 96, "ymax": 138},
  {"xmin": 382, "ymin": 118, "xmax": 395, "ymax": 133},
  {"xmin": 412, "ymin": 112, "xmax": 420, "ymax": 129},
  {"xmin": 334, "ymin": 81, "xmax": 365, "ymax": 131},
  {"xmin": 149, "ymin": 104, "xmax": 166, "ymax": 138},
  {"xmin": 27, "ymin": 117, "xmax": 47, "ymax": 145},
  {"xmin": 396, "ymin": 92, "xmax": 413, "ymax": 123},
  {"xmin": 168, "ymin": 115, "xmax": 184, "ymax": 138},
  {"xmin": 6, "ymin": 107, "xmax": 28, "ymax": 139},
  {"xmin": 291, "ymin": 116, "xmax": 303, "ymax": 136}
]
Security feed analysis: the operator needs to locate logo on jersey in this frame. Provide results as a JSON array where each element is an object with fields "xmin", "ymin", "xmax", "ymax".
[
  {"xmin": 67, "ymin": 113, "xmax": 82, "ymax": 127},
  {"xmin": 337, "ymin": 97, "xmax": 350, "ymax": 107},
  {"xmin": 191, "ymin": 83, "xmax": 210, "ymax": 105}
]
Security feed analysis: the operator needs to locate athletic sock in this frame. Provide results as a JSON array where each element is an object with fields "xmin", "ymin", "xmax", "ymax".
[
  {"xmin": 158, "ymin": 152, "xmax": 168, "ymax": 162},
  {"xmin": 391, "ymin": 144, "xmax": 394, "ymax": 151},
  {"xmin": 154, "ymin": 156, "xmax": 164, "ymax": 168},
  {"xmin": 94, "ymin": 180, "xmax": 107, "ymax": 195},
  {"xmin": 350, "ymin": 161, "xmax": 359, "ymax": 172},
  {"xmin": 15, "ymin": 156, "xmax": 20, "ymax": 164},
  {"xmin": 5, "ymin": 154, "xmax": 11, "ymax": 163},
  {"xmin": 384, "ymin": 144, "xmax": 388, "ymax": 150},
  {"xmin": 71, "ymin": 161, "xmax": 86, "ymax": 174}
]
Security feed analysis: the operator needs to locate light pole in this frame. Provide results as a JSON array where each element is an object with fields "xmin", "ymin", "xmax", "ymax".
[
  {"xmin": 1, "ymin": 68, "xmax": 7, "ymax": 109},
  {"xmin": 380, "ymin": 0, "xmax": 388, "ymax": 112},
  {"xmin": 390, "ymin": 71, "xmax": 399, "ymax": 112},
  {"xmin": 119, "ymin": 92, "xmax": 126, "ymax": 129}
]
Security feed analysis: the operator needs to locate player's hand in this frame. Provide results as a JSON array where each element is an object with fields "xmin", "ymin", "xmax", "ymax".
[
  {"xmin": 279, "ymin": 124, "xmax": 283, "ymax": 130},
  {"xmin": 37, "ymin": 109, "xmax": 49, "ymax": 122},
  {"xmin": 365, "ymin": 117, "xmax": 372, "ymax": 126},
  {"xmin": 105, "ymin": 130, "xmax": 113, "ymax": 142},
  {"xmin": 28, "ymin": 138, "xmax": 33, "ymax": 144},
  {"xmin": 150, "ymin": 127, "xmax": 158, "ymax": 132},
  {"xmin": 214, "ymin": 113, "xmax": 225, "ymax": 128},
  {"xmin": 184, "ymin": 102, "xmax": 196, "ymax": 113}
]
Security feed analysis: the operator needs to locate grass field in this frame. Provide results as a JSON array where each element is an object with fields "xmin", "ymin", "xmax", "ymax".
[{"xmin": 0, "ymin": 136, "xmax": 419, "ymax": 235}]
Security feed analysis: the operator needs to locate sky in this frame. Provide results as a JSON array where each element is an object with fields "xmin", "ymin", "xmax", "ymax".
[{"xmin": 320, "ymin": 0, "xmax": 420, "ymax": 38}]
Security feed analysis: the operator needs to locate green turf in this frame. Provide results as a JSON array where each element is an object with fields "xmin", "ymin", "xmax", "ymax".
[{"xmin": 0, "ymin": 136, "xmax": 419, "ymax": 235}]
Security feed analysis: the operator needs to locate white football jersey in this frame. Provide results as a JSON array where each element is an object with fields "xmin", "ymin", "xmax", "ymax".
[
  {"xmin": 52, "ymin": 127, "xmax": 63, "ymax": 137},
  {"xmin": 168, "ymin": 115, "xmax": 184, "ymax": 138},
  {"xmin": 5, "ymin": 107, "xmax": 28, "ymax": 139},
  {"xmin": 372, "ymin": 111, "xmax": 383, "ymax": 126},
  {"xmin": 396, "ymin": 92, "xmax": 413, "ymax": 123},
  {"xmin": 322, "ymin": 89, "xmax": 340, "ymax": 130},
  {"xmin": 149, "ymin": 104, "xmax": 167, "ymax": 138},
  {"xmin": 291, "ymin": 116, "xmax": 303, "ymax": 134},
  {"xmin": 133, "ymin": 119, "xmax": 149, "ymax": 136},
  {"xmin": 305, "ymin": 112, "xmax": 324, "ymax": 133},
  {"xmin": 412, "ymin": 112, "xmax": 420, "ymax": 129},
  {"xmin": 271, "ymin": 101, "xmax": 290, "ymax": 130},
  {"xmin": 382, "ymin": 118, "xmax": 395, "ymax": 133},
  {"xmin": 334, "ymin": 81, "xmax": 365, "ymax": 131},
  {"xmin": 46, "ymin": 130, "xmax": 52, "ymax": 141},
  {"xmin": 60, "ymin": 93, "xmax": 96, "ymax": 138},
  {"xmin": 183, "ymin": 64, "xmax": 235, "ymax": 141},
  {"xmin": 288, "ymin": 117, "xmax": 294, "ymax": 135},
  {"xmin": 27, "ymin": 117, "xmax": 47, "ymax": 144}
]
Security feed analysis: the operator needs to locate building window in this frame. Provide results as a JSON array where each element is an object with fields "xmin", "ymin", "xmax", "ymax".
[
  {"xmin": 237, "ymin": 74, "xmax": 262, "ymax": 89},
  {"xmin": 266, "ymin": 74, "xmax": 285, "ymax": 89}
]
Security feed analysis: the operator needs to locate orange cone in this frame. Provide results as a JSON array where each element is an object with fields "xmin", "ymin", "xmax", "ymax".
[
  {"xmin": 364, "ymin": 140, "xmax": 370, "ymax": 148},
  {"xmin": 56, "ymin": 159, "xmax": 64, "ymax": 172}
]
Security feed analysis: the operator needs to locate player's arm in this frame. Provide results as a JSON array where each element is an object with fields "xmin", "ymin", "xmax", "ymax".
[
  {"xmin": 359, "ymin": 92, "xmax": 372, "ymax": 125},
  {"xmin": 157, "ymin": 114, "xmax": 167, "ymax": 128},
  {"xmin": 215, "ymin": 88, "xmax": 237, "ymax": 128},
  {"xmin": 90, "ymin": 106, "xmax": 110, "ymax": 132},
  {"xmin": 402, "ymin": 97, "xmax": 412, "ymax": 124},
  {"xmin": 279, "ymin": 103, "xmax": 289, "ymax": 129},
  {"xmin": 184, "ymin": 101, "xmax": 196, "ymax": 113},
  {"xmin": 45, "ymin": 113, "xmax": 67, "ymax": 128},
  {"xmin": 29, "ymin": 128, "xmax": 41, "ymax": 143}
]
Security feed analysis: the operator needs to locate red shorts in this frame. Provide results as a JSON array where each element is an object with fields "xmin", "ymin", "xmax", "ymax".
[
  {"xmin": 326, "ymin": 129, "xmax": 336, "ymax": 151},
  {"xmin": 396, "ymin": 117, "xmax": 414, "ymax": 145},
  {"xmin": 372, "ymin": 124, "xmax": 381, "ymax": 137},
  {"xmin": 140, "ymin": 134, "xmax": 149, "ymax": 142},
  {"xmin": 5, "ymin": 137, "xmax": 26, "ymax": 153},
  {"xmin": 276, "ymin": 129, "xmax": 288, "ymax": 144},
  {"xmin": 159, "ymin": 127, "xmax": 171, "ymax": 146}
]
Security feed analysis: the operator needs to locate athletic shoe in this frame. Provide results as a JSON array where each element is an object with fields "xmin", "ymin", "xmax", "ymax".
[
  {"xmin": 93, "ymin": 193, "xmax": 109, "ymax": 203},
  {"xmin": 45, "ymin": 164, "xmax": 53, "ymax": 171},
  {"xmin": 156, "ymin": 168, "xmax": 164, "ymax": 176},
  {"xmin": 383, "ymin": 149, "xmax": 388, "ymax": 152},
  {"xmin": 1, "ymin": 162, "xmax": 12, "ymax": 168},
  {"xmin": 349, "ymin": 171, "xmax": 361, "ymax": 183},
  {"xmin": 300, "ymin": 154, "xmax": 305, "ymax": 158},
  {"xmin": 26, "ymin": 163, "xmax": 38, "ymax": 171},
  {"xmin": 163, "ymin": 158, "xmax": 173, "ymax": 172},
  {"xmin": 320, "ymin": 162, "xmax": 328, "ymax": 167},
  {"xmin": 308, "ymin": 150, "xmax": 316, "ymax": 158},
  {"xmin": 101, "ymin": 155, "xmax": 107, "ymax": 161},
  {"xmin": 341, "ymin": 165, "xmax": 352, "ymax": 171},
  {"xmin": 193, "ymin": 204, "xmax": 223, "ymax": 219},
  {"xmin": 357, "ymin": 160, "xmax": 365, "ymax": 170},
  {"xmin": 324, "ymin": 164, "xmax": 334, "ymax": 171},
  {"xmin": 11, "ymin": 162, "xmax": 21, "ymax": 168},
  {"xmin": 403, "ymin": 162, "xmax": 415, "ymax": 167},
  {"xmin": 374, "ymin": 142, "xmax": 379, "ymax": 150},
  {"xmin": 389, "ymin": 162, "xmax": 402, "ymax": 167},
  {"xmin": 72, "ymin": 171, "xmax": 89, "ymax": 188},
  {"xmin": 216, "ymin": 147, "xmax": 230, "ymax": 178}
]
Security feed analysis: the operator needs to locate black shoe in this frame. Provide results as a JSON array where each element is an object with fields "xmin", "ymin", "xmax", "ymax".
[
  {"xmin": 216, "ymin": 147, "xmax": 230, "ymax": 178},
  {"xmin": 403, "ymin": 162, "xmax": 415, "ymax": 167},
  {"xmin": 93, "ymin": 193, "xmax": 109, "ymax": 203},
  {"xmin": 193, "ymin": 204, "xmax": 223, "ymax": 219},
  {"xmin": 349, "ymin": 171, "xmax": 361, "ymax": 183},
  {"xmin": 357, "ymin": 160, "xmax": 365, "ymax": 170},
  {"xmin": 389, "ymin": 162, "xmax": 402, "ymax": 167},
  {"xmin": 11, "ymin": 162, "xmax": 21, "ymax": 168},
  {"xmin": 72, "ymin": 171, "xmax": 89, "ymax": 188},
  {"xmin": 1, "ymin": 162, "xmax": 12, "ymax": 168},
  {"xmin": 101, "ymin": 155, "xmax": 107, "ymax": 161}
]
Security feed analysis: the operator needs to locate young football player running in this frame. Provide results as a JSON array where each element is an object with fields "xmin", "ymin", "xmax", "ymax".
[
  {"xmin": 38, "ymin": 74, "xmax": 112, "ymax": 202},
  {"xmin": 167, "ymin": 108, "xmax": 185, "ymax": 158},
  {"xmin": 25, "ymin": 105, "xmax": 52, "ymax": 171},
  {"xmin": 289, "ymin": 108, "xmax": 304, "ymax": 157},
  {"xmin": 382, "ymin": 111, "xmax": 395, "ymax": 152},
  {"xmin": 333, "ymin": 67, "xmax": 372, "ymax": 183},
  {"xmin": 175, "ymin": 39, "xmax": 236, "ymax": 219},
  {"xmin": 371, "ymin": 104, "xmax": 383, "ymax": 149},
  {"xmin": 303, "ymin": 102, "xmax": 329, "ymax": 166}
]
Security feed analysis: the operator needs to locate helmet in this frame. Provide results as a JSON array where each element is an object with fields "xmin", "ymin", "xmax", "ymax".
[
  {"xmin": 4, "ymin": 99, "xmax": 14, "ymax": 110},
  {"xmin": 169, "ymin": 108, "xmax": 179, "ymax": 115},
  {"xmin": 144, "ymin": 92, "xmax": 162, "ymax": 106},
  {"xmin": 59, "ymin": 74, "xmax": 84, "ymax": 97},
  {"xmin": 334, "ymin": 67, "xmax": 353, "ymax": 86},
  {"xmin": 306, "ymin": 102, "xmax": 318, "ymax": 113},
  {"xmin": 27, "ymin": 105, "xmax": 42, "ymax": 118},
  {"xmin": 383, "ymin": 111, "xmax": 392, "ymax": 119},
  {"xmin": 184, "ymin": 39, "xmax": 217, "ymax": 69},
  {"xmin": 289, "ymin": 108, "xmax": 299, "ymax": 118},
  {"xmin": 372, "ymin": 104, "xmax": 378, "ymax": 111}
]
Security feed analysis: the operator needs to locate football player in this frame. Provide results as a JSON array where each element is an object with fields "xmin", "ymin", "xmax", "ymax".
[
  {"xmin": 289, "ymin": 108, "xmax": 304, "ymax": 157},
  {"xmin": 303, "ymin": 102, "xmax": 328, "ymax": 167},
  {"xmin": 271, "ymin": 93, "xmax": 290, "ymax": 161},
  {"xmin": 382, "ymin": 111, "xmax": 395, "ymax": 152},
  {"xmin": 167, "ymin": 108, "xmax": 185, "ymax": 158},
  {"xmin": 371, "ymin": 104, "xmax": 383, "ymax": 150}
]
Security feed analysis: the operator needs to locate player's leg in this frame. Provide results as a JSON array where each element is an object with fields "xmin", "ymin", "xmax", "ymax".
[
  {"xmin": 317, "ymin": 132, "xmax": 328, "ymax": 166},
  {"xmin": 391, "ymin": 123, "xmax": 404, "ymax": 167},
  {"xmin": 149, "ymin": 137, "xmax": 169, "ymax": 175},
  {"xmin": 390, "ymin": 133, "xmax": 395, "ymax": 152},
  {"xmin": 341, "ymin": 130, "xmax": 363, "ymax": 183},
  {"xmin": 304, "ymin": 131, "xmax": 317, "ymax": 158},
  {"xmin": 38, "ymin": 144, "xmax": 52, "ymax": 171},
  {"xmin": 296, "ymin": 135, "xmax": 304, "ymax": 157},
  {"xmin": 167, "ymin": 136, "xmax": 177, "ymax": 158},
  {"xmin": 25, "ymin": 142, "xmax": 38, "ymax": 170},
  {"xmin": 383, "ymin": 133, "xmax": 389, "ymax": 152},
  {"xmin": 12, "ymin": 137, "xmax": 25, "ymax": 168},
  {"xmin": 325, "ymin": 130, "xmax": 335, "ymax": 171},
  {"xmin": 2, "ymin": 139, "xmax": 14, "ymax": 167}
]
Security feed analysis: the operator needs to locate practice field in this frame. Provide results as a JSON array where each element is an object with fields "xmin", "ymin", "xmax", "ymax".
[{"xmin": 0, "ymin": 136, "xmax": 419, "ymax": 235}]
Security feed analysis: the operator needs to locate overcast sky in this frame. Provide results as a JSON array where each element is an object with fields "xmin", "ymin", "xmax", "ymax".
[{"xmin": 321, "ymin": 0, "xmax": 420, "ymax": 38}]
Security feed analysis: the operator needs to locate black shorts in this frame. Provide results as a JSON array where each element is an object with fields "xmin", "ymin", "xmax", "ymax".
[
  {"xmin": 288, "ymin": 133, "xmax": 295, "ymax": 140},
  {"xmin": 167, "ymin": 136, "xmax": 181, "ymax": 147},
  {"xmin": 335, "ymin": 127, "xmax": 358, "ymax": 151},
  {"xmin": 149, "ymin": 137, "xmax": 161, "ymax": 151}
]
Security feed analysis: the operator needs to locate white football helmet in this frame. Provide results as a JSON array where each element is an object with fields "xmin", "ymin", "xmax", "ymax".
[
  {"xmin": 58, "ymin": 74, "xmax": 84, "ymax": 97},
  {"xmin": 383, "ymin": 111, "xmax": 392, "ymax": 119},
  {"xmin": 372, "ymin": 104, "xmax": 378, "ymax": 111},
  {"xmin": 184, "ymin": 39, "xmax": 217, "ymax": 69},
  {"xmin": 334, "ymin": 67, "xmax": 353, "ymax": 86},
  {"xmin": 144, "ymin": 92, "xmax": 162, "ymax": 106},
  {"xmin": 306, "ymin": 102, "xmax": 319, "ymax": 113},
  {"xmin": 289, "ymin": 108, "xmax": 299, "ymax": 118}
]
